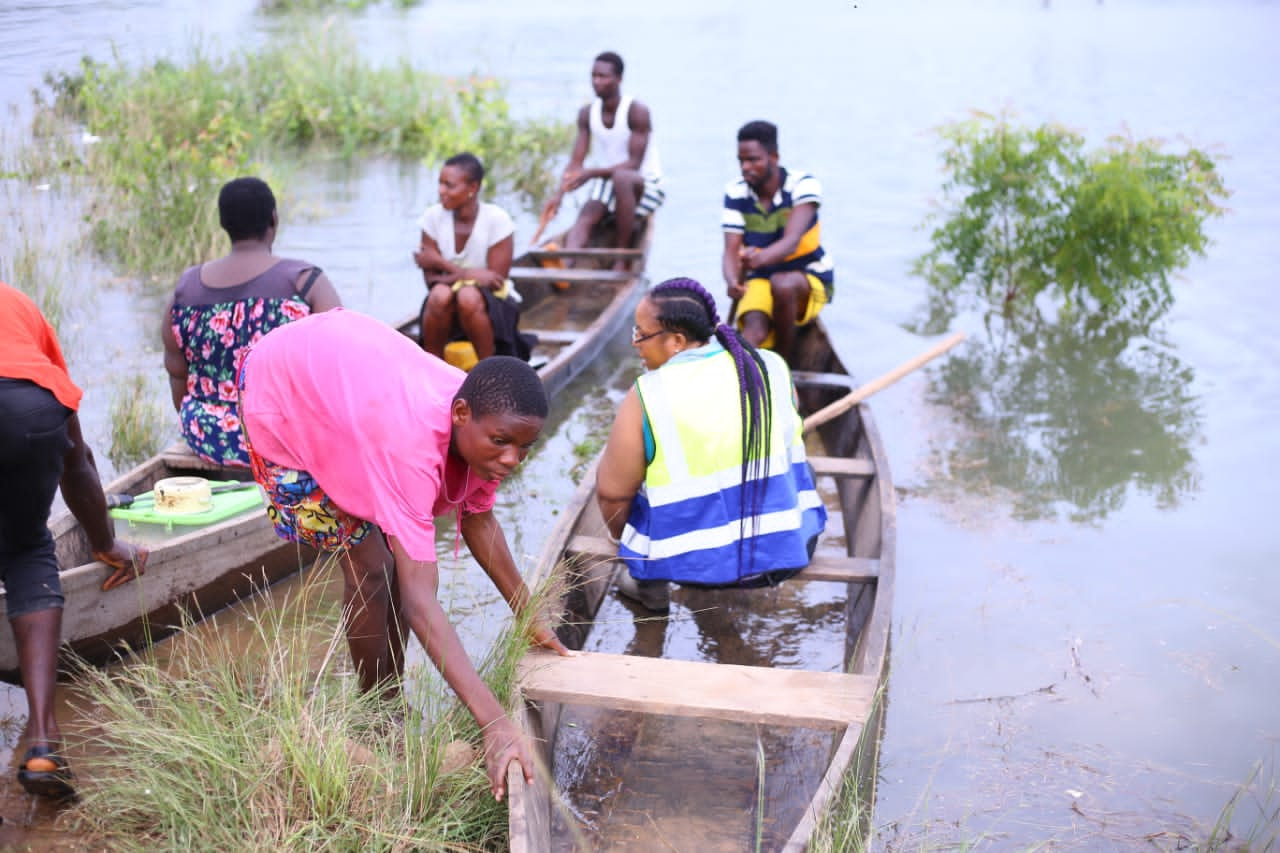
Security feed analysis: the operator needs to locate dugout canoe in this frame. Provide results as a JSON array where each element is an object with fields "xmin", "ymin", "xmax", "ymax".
[
  {"xmin": 6, "ymin": 215, "xmax": 656, "ymax": 680},
  {"xmin": 507, "ymin": 318, "xmax": 896, "ymax": 851},
  {"xmin": 0, "ymin": 451, "xmax": 316, "ymax": 678}
]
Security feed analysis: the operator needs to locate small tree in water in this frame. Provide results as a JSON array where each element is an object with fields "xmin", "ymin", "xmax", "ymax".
[{"xmin": 914, "ymin": 110, "xmax": 1228, "ymax": 332}]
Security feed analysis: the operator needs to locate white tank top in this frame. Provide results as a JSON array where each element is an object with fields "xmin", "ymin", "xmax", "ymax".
[{"xmin": 588, "ymin": 94, "xmax": 662, "ymax": 180}]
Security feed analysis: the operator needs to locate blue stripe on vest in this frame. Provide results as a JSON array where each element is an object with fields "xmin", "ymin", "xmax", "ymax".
[{"xmin": 619, "ymin": 461, "xmax": 827, "ymax": 585}]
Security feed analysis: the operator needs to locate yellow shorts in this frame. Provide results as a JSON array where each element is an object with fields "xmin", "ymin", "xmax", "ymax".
[
  {"xmin": 735, "ymin": 273, "xmax": 828, "ymax": 350},
  {"xmin": 452, "ymin": 278, "xmax": 513, "ymax": 300}
]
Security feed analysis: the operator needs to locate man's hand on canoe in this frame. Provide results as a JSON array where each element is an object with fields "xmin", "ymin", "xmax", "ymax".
[{"xmin": 96, "ymin": 541, "xmax": 149, "ymax": 591}]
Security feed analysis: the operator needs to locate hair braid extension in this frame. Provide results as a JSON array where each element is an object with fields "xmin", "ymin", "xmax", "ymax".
[{"xmin": 650, "ymin": 278, "xmax": 775, "ymax": 580}]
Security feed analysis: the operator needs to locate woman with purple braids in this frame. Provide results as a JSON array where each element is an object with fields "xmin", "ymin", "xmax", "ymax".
[{"xmin": 595, "ymin": 277, "xmax": 827, "ymax": 611}]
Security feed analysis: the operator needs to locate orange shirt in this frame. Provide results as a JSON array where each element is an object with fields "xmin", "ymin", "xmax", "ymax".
[{"xmin": 0, "ymin": 281, "xmax": 83, "ymax": 411}]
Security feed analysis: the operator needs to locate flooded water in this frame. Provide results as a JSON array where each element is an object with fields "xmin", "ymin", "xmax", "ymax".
[{"xmin": 2, "ymin": 0, "xmax": 1278, "ymax": 848}]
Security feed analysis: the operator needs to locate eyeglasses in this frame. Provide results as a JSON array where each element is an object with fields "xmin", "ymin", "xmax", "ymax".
[{"xmin": 631, "ymin": 325, "xmax": 669, "ymax": 345}]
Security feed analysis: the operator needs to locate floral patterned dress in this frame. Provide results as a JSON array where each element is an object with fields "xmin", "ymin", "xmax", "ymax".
[{"xmin": 170, "ymin": 260, "xmax": 317, "ymax": 466}]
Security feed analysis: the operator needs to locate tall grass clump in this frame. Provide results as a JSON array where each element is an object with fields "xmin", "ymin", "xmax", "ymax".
[
  {"xmin": 66, "ymin": 562, "xmax": 550, "ymax": 850},
  {"xmin": 807, "ymin": 687, "xmax": 886, "ymax": 853},
  {"xmin": 35, "ymin": 25, "xmax": 571, "ymax": 277},
  {"xmin": 107, "ymin": 373, "xmax": 166, "ymax": 471}
]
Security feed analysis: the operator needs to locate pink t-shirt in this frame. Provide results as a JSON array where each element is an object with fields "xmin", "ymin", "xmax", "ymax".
[{"xmin": 240, "ymin": 309, "xmax": 497, "ymax": 561}]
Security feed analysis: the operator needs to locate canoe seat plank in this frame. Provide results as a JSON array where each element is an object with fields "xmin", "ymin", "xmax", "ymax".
[
  {"xmin": 564, "ymin": 536, "xmax": 876, "ymax": 583},
  {"xmin": 527, "ymin": 248, "xmax": 643, "ymax": 262},
  {"xmin": 523, "ymin": 329, "xmax": 583, "ymax": 346},
  {"xmin": 158, "ymin": 441, "xmax": 227, "ymax": 473},
  {"xmin": 808, "ymin": 455, "xmax": 875, "ymax": 479},
  {"xmin": 518, "ymin": 650, "xmax": 876, "ymax": 729},
  {"xmin": 795, "ymin": 555, "xmax": 879, "ymax": 583},
  {"xmin": 792, "ymin": 371, "xmax": 857, "ymax": 390},
  {"xmin": 565, "ymin": 535, "xmax": 618, "ymax": 565},
  {"xmin": 510, "ymin": 266, "xmax": 633, "ymax": 284}
]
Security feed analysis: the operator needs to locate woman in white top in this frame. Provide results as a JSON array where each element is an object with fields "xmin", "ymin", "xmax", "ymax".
[{"xmin": 413, "ymin": 153, "xmax": 528, "ymax": 363}]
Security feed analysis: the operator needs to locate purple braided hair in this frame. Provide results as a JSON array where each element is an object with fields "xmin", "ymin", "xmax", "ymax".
[{"xmin": 649, "ymin": 277, "xmax": 775, "ymax": 579}]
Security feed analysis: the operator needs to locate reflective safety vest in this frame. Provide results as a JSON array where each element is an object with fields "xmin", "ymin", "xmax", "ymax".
[{"xmin": 619, "ymin": 346, "xmax": 827, "ymax": 586}]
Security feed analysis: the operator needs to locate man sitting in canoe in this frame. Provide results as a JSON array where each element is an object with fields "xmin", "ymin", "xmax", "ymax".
[
  {"xmin": 1, "ymin": 281, "xmax": 148, "ymax": 800},
  {"xmin": 413, "ymin": 152, "xmax": 531, "ymax": 369},
  {"xmin": 237, "ymin": 308, "xmax": 570, "ymax": 800},
  {"xmin": 722, "ymin": 120, "xmax": 835, "ymax": 363},
  {"xmin": 595, "ymin": 277, "xmax": 827, "ymax": 612},
  {"xmin": 540, "ymin": 51, "xmax": 664, "ymax": 269}
]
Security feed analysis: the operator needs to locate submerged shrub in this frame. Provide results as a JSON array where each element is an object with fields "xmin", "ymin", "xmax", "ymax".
[
  {"xmin": 35, "ymin": 27, "xmax": 571, "ymax": 277},
  {"xmin": 914, "ymin": 110, "xmax": 1228, "ymax": 331}
]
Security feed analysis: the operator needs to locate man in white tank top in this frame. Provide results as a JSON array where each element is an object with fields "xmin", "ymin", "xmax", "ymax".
[{"xmin": 542, "ymin": 51, "xmax": 664, "ymax": 268}]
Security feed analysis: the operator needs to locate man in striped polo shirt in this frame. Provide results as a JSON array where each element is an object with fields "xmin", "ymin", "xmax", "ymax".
[{"xmin": 721, "ymin": 120, "xmax": 834, "ymax": 362}]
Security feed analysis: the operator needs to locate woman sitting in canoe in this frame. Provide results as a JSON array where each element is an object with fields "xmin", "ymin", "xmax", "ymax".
[
  {"xmin": 162, "ymin": 177, "xmax": 342, "ymax": 467},
  {"xmin": 595, "ymin": 277, "xmax": 828, "ymax": 612},
  {"xmin": 413, "ymin": 152, "xmax": 530, "ymax": 368}
]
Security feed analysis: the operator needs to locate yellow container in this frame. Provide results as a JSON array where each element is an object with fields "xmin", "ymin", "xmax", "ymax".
[{"xmin": 444, "ymin": 340, "xmax": 479, "ymax": 372}]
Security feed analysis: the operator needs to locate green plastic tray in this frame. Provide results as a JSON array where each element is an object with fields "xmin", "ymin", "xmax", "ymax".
[{"xmin": 109, "ymin": 480, "xmax": 265, "ymax": 528}]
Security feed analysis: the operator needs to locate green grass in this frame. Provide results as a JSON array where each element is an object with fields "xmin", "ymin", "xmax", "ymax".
[
  {"xmin": 259, "ymin": 0, "xmax": 423, "ymax": 11},
  {"xmin": 1202, "ymin": 760, "xmax": 1279, "ymax": 852},
  {"xmin": 63, "ymin": 561, "xmax": 547, "ymax": 851},
  {"xmin": 107, "ymin": 373, "xmax": 166, "ymax": 471},
  {"xmin": 807, "ymin": 690, "xmax": 884, "ymax": 853},
  {"xmin": 26, "ymin": 24, "xmax": 571, "ymax": 278}
]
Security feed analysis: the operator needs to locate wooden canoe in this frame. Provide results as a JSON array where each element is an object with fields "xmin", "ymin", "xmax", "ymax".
[
  {"xmin": 506, "ymin": 318, "xmax": 896, "ymax": 851},
  {"xmin": 7, "ymin": 214, "xmax": 656, "ymax": 680},
  {"xmin": 0, "ymin": 451, "xmax": 316, "ymax": 678}
]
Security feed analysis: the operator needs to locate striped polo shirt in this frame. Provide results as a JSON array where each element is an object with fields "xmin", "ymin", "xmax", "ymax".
[{"xmin": 722, "ymin": 167, "xmax": 834, "ymax": 295}]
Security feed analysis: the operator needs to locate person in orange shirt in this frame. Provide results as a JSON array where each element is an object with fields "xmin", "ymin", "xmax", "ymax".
[{"xmin": 0, "ymin": 281, "xmax": 148, "ymax": 799}]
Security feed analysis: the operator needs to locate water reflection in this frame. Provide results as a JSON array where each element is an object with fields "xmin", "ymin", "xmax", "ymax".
[{"xmin": 919, "ymin": 315, "xmax": 1202, "ymax": 522}]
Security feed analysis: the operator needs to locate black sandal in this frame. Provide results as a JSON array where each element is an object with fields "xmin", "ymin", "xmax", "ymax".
[{"xmin": 17, "ymin": 743, "xmax": 76, "ymax": 800}]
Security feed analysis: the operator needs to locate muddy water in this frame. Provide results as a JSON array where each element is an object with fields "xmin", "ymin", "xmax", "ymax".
[{"xmin": 1, "ymin": 0, "xmax": 1278, "ymax": 848}]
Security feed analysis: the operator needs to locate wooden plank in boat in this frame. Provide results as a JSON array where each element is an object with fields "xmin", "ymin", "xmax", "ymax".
[
  {"xmin": 792, "ymin": 370, "xmax": 857, "ymax": 390},
  {"xmin": 157, "ymin": 441, "xmax": 229, "ymax": 473},
  {"xmin": 566, "ymin": 534, "xmax": 617, "ymax": 563},
  {"xmin": 509, "ymin": 266, "xmax": 633, "ymax": 284},
  {"xmin": 518, "ymin": 650, "xmax": 876, "ymax": 729},
  {"xmin": 794, "ymin": 555, "xmax": 879, "ymax": 583},
  {"xmin": 523, "ymin": 328, "xmax": 583, "ymax": 345},
  {"xmin": 565, "ymin": 536, "xmax": 876, "ymax": 582},
  {"xmin": 808, "ymin": 455, "xmax": 875, "ymax": 479},
  {"xmin": 526, "ymin": 248, "xmax": 644, "ymax": 262}
]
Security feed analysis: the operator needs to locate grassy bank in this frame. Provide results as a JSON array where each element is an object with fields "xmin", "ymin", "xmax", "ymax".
[
  {"xmin": 30, "ymin": 24, "xmax": 570, "ymax": 278},
  {"xmin": 65, "ymin": 565, "xmax": 538, "ymax": 851}
]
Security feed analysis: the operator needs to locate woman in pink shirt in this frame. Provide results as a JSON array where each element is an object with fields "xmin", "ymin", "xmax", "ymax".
[{"xmin": 238, "ymin": 308, "xmax": 568, "ymax": 801}]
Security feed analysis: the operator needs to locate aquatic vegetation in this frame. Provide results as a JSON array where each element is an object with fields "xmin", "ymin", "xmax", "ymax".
[
  {"xmin": 1202, "ymin": 759, "xmax": 1279, "ymax": 852},
  {"xmin": 107, "ymin": 373, "xmax": 167, "ymax": 471},
  {"xmin": 808, "ymin": 687, "xmax": 883, "ymax": 853},
  {"xmin": 31, "ymin": 26, "xmax": 571, "ymax": 277},
  {"xmin": 0, "ymin": 163, "xmax": 77, "ymax": 338},
  {"xmin": 65, "ymin": 562, "xmax": 548, "ymax": 851},
  {"xmin": 259, "ymin": 0, "xmax": 422, "ymax": 10},
  {"xmin": 915, "ymin": 110, "xmax": 1229, "ymax": 333}
]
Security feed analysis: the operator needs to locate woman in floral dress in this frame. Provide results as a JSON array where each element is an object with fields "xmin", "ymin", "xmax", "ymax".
[{"xmin": 162, "ymin": 177, "xmax": 342, "ymax": 466}]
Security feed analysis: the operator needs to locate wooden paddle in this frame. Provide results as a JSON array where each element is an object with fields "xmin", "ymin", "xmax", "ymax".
[
  {"xmin": 530, "ymin": 200, "xmax": 557, "ymax": 248},
  {"xmin": 802, "ymin": 331, "xmax": 966, "ymax": 434}
]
